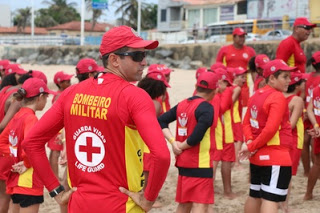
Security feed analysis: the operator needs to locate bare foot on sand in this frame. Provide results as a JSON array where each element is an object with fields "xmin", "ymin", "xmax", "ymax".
[
  {"xmin": 152, "ymin": 200, "xmax": 163, "ymax": 208},
  {"xmin": 303, "ymin": 193, "xmax": 313, "ymax": 200},
  {"xmin": 223, "ymin": 192, "xmax": 238, "ymax": 200}
]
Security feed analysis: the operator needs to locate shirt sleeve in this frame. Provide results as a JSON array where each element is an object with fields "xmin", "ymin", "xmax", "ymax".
[
  {"xmin": 242, "ymin": 105, "xmax": 253, "ymax": 141},
  {"xmin": 123, "ymin": 86, "xmax": 170, "ymax": 201},
  {"xmin": 158, "ymin": 105, "xmax": 178, "ymax": 129},
  {"xmin": 216, "ymin": 46, "xmax": 226, "ymax": 63},
  {"xmin": 187, "ymin": 102, "xmax": 213, "ymax": 146},
  {"xmin": 22, "ymin": 89, "xmax": 67, "ymax": 191},
  {"xmin": 220, "ymin": 87, "xmax": 233, "ymax": 114},
  {"xmin": 276, "ymin": 38, "xmax": 293, "ymax": 62},
  {"xmin": 247, "ymin": 92, "xmax": 287, "ymax": 152}
]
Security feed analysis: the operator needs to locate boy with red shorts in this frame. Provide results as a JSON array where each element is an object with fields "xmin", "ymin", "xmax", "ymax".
[
  {"xmin": 240, "ymin": 59, "xmax": 295, "ymax": 213},
  {"xmin": 158, "ymin": 72, "xmax": 219, "ymax": 212}
]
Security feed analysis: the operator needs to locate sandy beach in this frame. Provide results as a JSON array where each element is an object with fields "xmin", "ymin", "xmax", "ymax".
[{"xmin": 17, "ymin": 63, "xmax": 320, "ymax": 213}]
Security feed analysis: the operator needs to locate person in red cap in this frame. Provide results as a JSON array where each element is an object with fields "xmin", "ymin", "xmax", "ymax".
[
  {"xmin": 158, "ymin": 71, "xmax": 219, "ymax": 213},
  {"xmin": 75, "ymin": 58, "xmax": 105, "ymax": 82},
  {"xmin": 216, "ymin": 27, "xmax": 256, "ymax": 109},
  {"xmin": 0, "ymin": 78, "xmax": 55, "ymax": 213},
  {"xmin": 22, "ymin": 25, "xmax": 170, "ymax": 212},
  {"xmin": 276, "ymin": 17, "xmax": 316, "ymax": 73},
  {"xmin": 147, "ymin": 64, "xmax": 173, "ymax": 115},
  {"xmin": 239, "ymin": 59, "xmax": 296, "ymax": 213},
  {"xmin": 210, "ymin": 62, "xmax": 226, "ymax": 72},
  {"xmin": 0, "ymin": 60, "xmax": 11, "ymax": 84},
  {"xmin": 192, "ymin": 67, "xmax": 208, "ymax": 96},
  {"xmin": 279, "ymin": 70, "xmax": 305, "ymax": 212},
  {"xmin": 304, "ymin": 51, "xmax": 320, "ymax": 201}
]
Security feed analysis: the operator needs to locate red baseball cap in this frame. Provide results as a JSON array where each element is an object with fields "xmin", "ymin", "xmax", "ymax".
[
  {"xmin": 147, "ymin": 64, "xmax": 173, "ymax": 75},
  {"xmin": 263, "ymin": 59, "xmax": 297, "ymax": 78},
  {"xmin": 0, "ymin": 60, "xmax": 10, "ymax": 71},
  {"xmin": 146, "ymin": 71, "xmax": 170, "ymax": 88},
  {"xmin": 76, "ymin": 58, "xmax": 105, "ymax": 74},
  {"xmin": 196, "ymin": 72, "xmax": 219, "ymax": 90},
  {"xmin": 312, "ymin": 51, "xmax": 320, "ymax": 65},
  {"xmin": 289, "ymin": 70, "xmax": 309, "ymax": 85},
  {"xmin": 233, "ymin": 66, "xmax": 247, "ymax": 76},
  {"xmin": 54, "ymin": 71, "xmax": 74, "ymax": 84},
  {"xmin": 294, "ymin": 17, "xmax": 316, "ymax": 28},
  {"xmin": 255, "ymin": 54, "xmax": 270, "ymax": 69},
  {"xmin": 21, "ymin": 78, "xmax": 56, "ymax": 98},
  {"xmin": 100, "ymin": 26, "xmax": 159, "ymax": 56},
  {"xmin": 210, "ymin": 62, "xmax": 226, "ymax": 71},
  {"xmin": 5, "ymin": 64, "xmax": 27, "ymax": 76},
  {"xmin": 30, "ymin": 70, "xmax": 47, "ymax": 84},
  {"xmin": 233, "ymin": 28, "xmax": 247, "ymax": 36},
  {"xmin": 214, "ymin": 68, "xmax": 233, "ymax": 85},
  {"xmin": 196, "ymin": 67, "xmax": 207, "ymax": 79}
]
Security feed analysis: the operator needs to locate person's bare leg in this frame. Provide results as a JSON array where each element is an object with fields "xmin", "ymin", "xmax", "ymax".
[
  {"xmin": 11, "ymin": 203, "xmax": 20, "ymax": 213},
  {"xmin": 192, "ymin": 203, "xmax": 209, "ymax": 213},
  {"xmin": 60, "ymin": 168, "xmax": 70, "ymax": 213},
  {"xmin": 260, "ymin": 199, "xmax": 278, "ymax": 213},
  {"xmin": 176, "ymin": 203, "xmax": 192, "ymax": 213},
  {"xmin": 280, "ymin": 181, "xmax": 292, "ymax": 213},
  {"xmin": 49, "ymin": 150, "xmax": 60, "ymax": 179},
  {"xmin": 244, "ymin": 197, "xmax": 261, "ymax": 213},
  {"xmin": 301, "ymin": 132, "xmax": 311, "ymax": 177},
  {"xmin": 20, "ymin": 204, "xmax": 40, "ymax": 213},
  {"xmin": 0, "ymin": 180, "xmax": 10, "ymax": 213},
  {"xmin": 234, "ymin": 142, "xmax": 243, "ymax": 169},
  {"xmin": 221, "ymin": 161, "xmax": 237, "ymax": 199},
  {"xmin": 304, "ymin": 154, "xmax": 320, "ymax": 200}
]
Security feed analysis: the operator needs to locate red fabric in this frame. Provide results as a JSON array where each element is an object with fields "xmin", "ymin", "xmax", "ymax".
[
  {"xmin": 276, "ymin": 36, "xmax": 307, "ymax": 73},
  {"xmin": 0, "ymin": 155, "xmax": 14, "ymax": 180},
  {"xmin": 216, "ymin": 44, "xmax": 256, "ymax": 70},
  {"xmin": 210, "ymin": 95, "xmax": 223, "ymax": 161},
  {"xmin": 0, "ymin": 86, "xmax": 18, "ymax": 122},
  {"xmin": 176, "ymin": 175, "xmax": 214, "ymax": 204},
  {"xmin": 156, "ymin": 91, "xmax": 170, "ymax": 115},
  {"xmin": 243, "ymin": 85, "xmax": 292, "ymax": 166},
  {"xmin": 48, "ymin": 91, "xmax": 63, "ymax": 151},
  {"xmin": 313, "ymin": 138, "xmax": 320, "ymax": 155},
  {"xmin": 22, "ymin": 73, "xmax": 170, "ymax": 211},
  {"xmin": 290, "ymin": 147, "xmax": 302, "ymax": 176},
  {"xmin": 233, "ymin": 122, "xmax": 243, "ymax": 142},
  {"xmin": 221, "ymin": 143, "xmax": 235, "ymax": 162}
]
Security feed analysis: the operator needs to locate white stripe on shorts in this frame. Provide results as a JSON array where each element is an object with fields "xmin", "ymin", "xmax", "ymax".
[
  {"xmin": 250, "ymin": 184, "xmax": 261, "ymax": 191},
  {"xmin": 261, "ymin": 165, "xmax": 288, "ymax": 196}
]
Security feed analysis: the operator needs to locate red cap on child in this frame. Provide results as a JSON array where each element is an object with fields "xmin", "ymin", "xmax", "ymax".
[
  {"xmin": 263, "ymin": 59, "xmax": 297, "ymax": 78},
  {"xmin": 0, "ymin": 60, "xmax": 10, "ymax": 71},
  {"xmin": 30, "ymin": 70, "xmax": 48, "ymax": 84},
  {"xmin": 54, "ymin": 71, "xmax": 74, "ymax": 84},
  {"xmin": 255, "ymin": 54, "xmax": 270, "ymax": 69},
  {"xmin": 76, "ymin": 58, "xmax": 105, "ymax": 74},
  {"xmin": 5, "ymin": 64, "xmax": 27, "ymax": 76},
  {"xmin": 146, "ymin": 71, "xmax": 170, "ymax": 88},
  {"xmin": 147, "ymin": 64, "xmax": 173, "ymax": 75},
  {"xmin": 196, "ymin": 72, "xmax": 219, "ymax": 90},
  {"xmin": 21, "ymin": 78, "xmax": 56, "ymax": 98},
  {"xmin": 196, "ymin": 67, "xmax": 207, "ymax": 79}
]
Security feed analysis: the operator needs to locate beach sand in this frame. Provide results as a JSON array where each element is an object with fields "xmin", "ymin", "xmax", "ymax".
[{"xmin": 19, "ymin": 64, "xmax": 320, "ymax": 213}]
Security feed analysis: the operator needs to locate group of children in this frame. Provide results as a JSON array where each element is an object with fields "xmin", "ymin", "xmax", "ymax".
[
  {"xmin": 0, "ymin": 58, "xmax": 105, "ymax": 213},
  {"xmin": 1, "ymin": 50, "xmax": 320, "ymax": 213}
]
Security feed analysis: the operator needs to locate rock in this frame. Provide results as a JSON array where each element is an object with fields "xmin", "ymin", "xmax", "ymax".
[
  {"xmin": 155, "ymin": 49, "xmax": 173, "ymax": 59},
  {"xmin": 190, "ymin": 60, "xmax": 203, "ymax": 69},
  {"xmin": 179, "ymin": 56, "xmax": 192, "ymax": 69}
]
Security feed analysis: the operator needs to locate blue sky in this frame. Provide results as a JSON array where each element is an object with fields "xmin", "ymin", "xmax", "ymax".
[{"xmin": 0, "ymin": 0, "xmax": 157, "ymax": 22}]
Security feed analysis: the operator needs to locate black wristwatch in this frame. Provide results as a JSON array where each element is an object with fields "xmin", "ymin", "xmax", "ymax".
[{"xmin": 49, "ymin": 185, "xmax": 65, "ymax": 198}]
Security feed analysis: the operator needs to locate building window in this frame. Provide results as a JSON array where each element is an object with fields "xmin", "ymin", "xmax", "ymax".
[
  {"xmin": 220, "ymin": 5, "xmax": 234, "ymax": 21},
  {"xmin": 203, "ymin": 8, "xmax": 218, "ymax": 26},
  {"xmin": 188, "ymin": 9, "xmax": 200, "ymax": 28},
  {"xmin": 170, "ymin": 7, "xmax": 180, "ymax": 21},
  {"xmin": 237, "ymin": 1, "xmax": 247, "ymax": 15},
  {"xmin": 161, "ymin": 9, "xmax": 167, "ymax": 22}
]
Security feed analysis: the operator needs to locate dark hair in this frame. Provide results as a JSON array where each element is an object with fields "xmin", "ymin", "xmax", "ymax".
[
  {"xmin": 195, "ymin": 80, "xmax": 214, "ymax": 94},
  {"xmin": 0, "ymin": 73, "xmax": 18, "ymax": 90},
  {"xmin": 287, "ymin": 79, "xmax": 303, "ymax": 93},
  {"xmin": 137, "ymin": 77, "xmax": 166, "ymax": 99},
  {"xmin": 17, "ymin": 72, "xmax": 33, "ymax": 84},
  {"xmin": 101, "ymin": 47, "xmax": 129, "ymax": 68},
  {"xmin": 75, "ymin": 72, "xmax": 89, "ymax": 82},
  {"xmin": 309, "ymin": 57, "xmax": 320, "ymax": 71},
  {"xmin": 265, "ymin": 70, "xmax": 283, "ymax": 83},
  {"xmin": 248, "ymin": 56, "xmax": 256, "ymax": 72},
  {"xmin": 13, "ymin": 87, "xmax": 40, "ymax": 103}
]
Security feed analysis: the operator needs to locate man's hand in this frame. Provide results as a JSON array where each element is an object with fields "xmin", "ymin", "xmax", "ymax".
[
  {"xmin": 239, "ymin": 143, "xmax": 252, "ymax": 161},
  {"xmin": 11, "ymin": 161, "xmax": 27, "ymax": 174},
  {"xmin": 171, "ymin": 141, "xmax": 182, "ymax": 156},
  {"xmin": 119, "ymin": 187, "xmax": 154, "ymax": 212},
  {"xmin": 54, "ymin": 187, "xmax": 77, "ymax": 205}
]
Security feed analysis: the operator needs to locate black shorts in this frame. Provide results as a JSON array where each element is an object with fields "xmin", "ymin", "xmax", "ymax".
[
  {"xmin": 11, "ymin": 194, "xmax": 44, "ymax": 208},
  {"xmin": 249, "ymin": 163, "xmax": 291, "ymax": 202}
]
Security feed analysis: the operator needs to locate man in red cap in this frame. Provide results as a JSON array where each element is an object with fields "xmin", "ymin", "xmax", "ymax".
[
  {"xmin": 216, "ymin": 27, "xmax": 256, "ymax": 108},
  {"xmin": 158, "ymin": 71, "xmax": 219, "ymax": 213},
  {"xmin": 22, "ymin": 25, "xmax": 170, "ymax": 212},
  {"xmin": 240, "ymin": 59, "xmax": 296, "ymax": 213},
  {"xmin": 75, "ymin": 58, "xmax": 105, "ymax": 82},
  {"xmin": 276, "ymin": 17, "xmax": 316, "ymax": 73}
]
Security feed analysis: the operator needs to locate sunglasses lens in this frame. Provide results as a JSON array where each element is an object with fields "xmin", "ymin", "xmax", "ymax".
[{"xmin": 132, "ymin": 52, "xmax": 146, "ymax": 62}]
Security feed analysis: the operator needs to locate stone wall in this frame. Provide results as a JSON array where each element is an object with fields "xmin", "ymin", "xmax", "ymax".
[{"xmin": 0, "ymin": 38, "xmax": 319, "ymax": 70}]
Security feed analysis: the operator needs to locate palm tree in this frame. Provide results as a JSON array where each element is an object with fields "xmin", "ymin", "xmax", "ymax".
[
  {"xmin": 35, "ymin": 8, "xmax": 58, "ymax": 27},
  {"xmin": 85, "ymin": 0, "xmax": 104, "ymax": 31},
  {"xmin": 14, "ymin": 8, "xmax": 32, "ymax": 33},
  {"xmin": 42, "ymin": 0, "xmax": 80, "ymax": 24}
]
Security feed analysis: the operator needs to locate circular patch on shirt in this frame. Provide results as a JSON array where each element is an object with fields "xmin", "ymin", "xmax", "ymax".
[
  {"xmin": 243, "ymin": 53, "xmax": 248, "ymax": 59},
  {"xmin": 74, "ymin": 131, "xmax": 105, "ymax": 167}
]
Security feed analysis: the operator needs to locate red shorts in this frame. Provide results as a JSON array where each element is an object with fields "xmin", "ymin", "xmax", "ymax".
[
  {"xmin": 212, "ymin": 139, "xmax": 222, "ymax": 161},
  {"xmin": 313, "ymin": 138, "xmax": 320, "ymax": 155},
  {"xmin": 47, "ymin": 133, "xmax": 63, "ymax": 151},
  {"xmin": 290, "ymin": 147, "xmax": 302, "ymax": 176},
  {"xmin": 176, "ymin": 175, "xmax": 214, "ymax": 204},
  {"xmin": 143, "ymin": 153, "xmax": 151, "ymax": 171},
  {"xmin": 0, "ymin": 155, "xmax": 14, "ymax": 180},
  {"xmin": 304, "ymin": 119, "xmax": 312, "ymax": 130},
  {"xmin": 221, "ymin": 143, "xmax": 235, "ymax": 162},
  {"xmin": 232, "ymin": 122, "xmax": 243, "ymax": 142}
]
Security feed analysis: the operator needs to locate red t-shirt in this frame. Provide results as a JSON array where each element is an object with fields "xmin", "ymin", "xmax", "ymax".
[
  {"xmin": 276, "ymin": 35, "xmax": 307, "ymax": 73},
  {"xmin": 22, "ymin": 73, "xmax": 170, "ymax": 212}
]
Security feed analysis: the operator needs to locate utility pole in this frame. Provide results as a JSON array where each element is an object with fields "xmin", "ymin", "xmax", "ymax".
[
  {"xmin": 81, "ymin": 0, "xmax": 85, "ymax": 46},
  {"xmin": 137, "ymin": 0, "xmax": 141, "ymax": 35},
  {"xmin": 31, "ymin": 0, "xmax": 34, "ymax": 44}
]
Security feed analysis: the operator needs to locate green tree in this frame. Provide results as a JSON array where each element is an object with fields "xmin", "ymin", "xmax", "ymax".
[
  {"xmin": 85, "ymin": 0, "xmax": 104, "ymax": 31},
  {"xmin": 42, "ymin": 0, "xmax": 80, "ymax": 24},
  {"xmin": 34, "ymin": 8, "xmax": 58, "ymax": 27},
  {"xmin": 13, "ymin": 8, "xmax": 32, "ymax": 33},
  {"xmin": 142, "ymin": 3, "xmax": 157, "ymax": 30}
]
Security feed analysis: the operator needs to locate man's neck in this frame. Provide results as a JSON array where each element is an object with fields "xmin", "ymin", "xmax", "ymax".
[{"xmin": 233, "ymin": 43, "xmax": 243, "ymax": 49}]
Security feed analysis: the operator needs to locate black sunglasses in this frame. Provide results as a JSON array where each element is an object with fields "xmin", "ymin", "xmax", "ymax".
[
  {"xmin": 297, "ymin": 25, "xmax": 313, "ymax": 30},
  {"xmin": 115, "ymin": 51, "xmax": 147, "ymax": 62}
]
